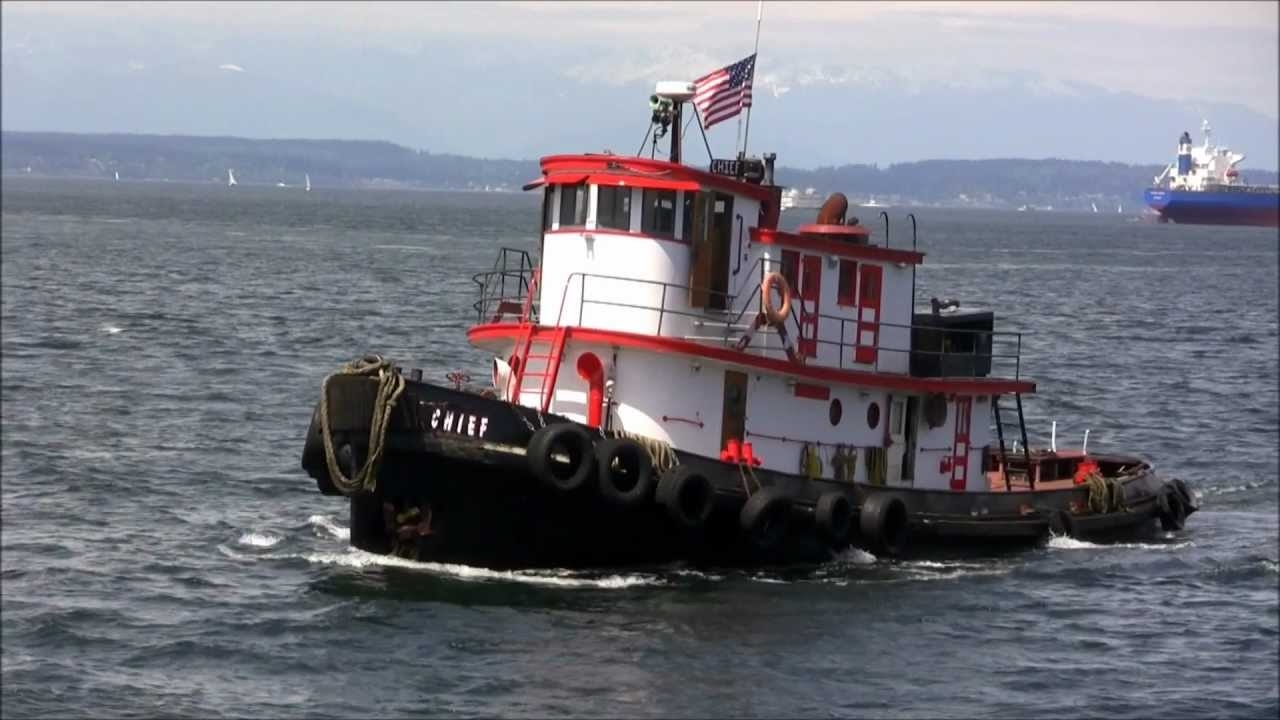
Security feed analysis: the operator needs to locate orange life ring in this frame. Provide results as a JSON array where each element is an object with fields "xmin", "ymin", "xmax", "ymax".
[{"xmin": 761, "ymin": 272, "xmax": 792, "ymax": 326}]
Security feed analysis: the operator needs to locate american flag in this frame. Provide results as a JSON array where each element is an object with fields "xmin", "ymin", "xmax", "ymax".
[{"xmin": 693, "ymin": 53, "xmax": 756, "ymax": 129}]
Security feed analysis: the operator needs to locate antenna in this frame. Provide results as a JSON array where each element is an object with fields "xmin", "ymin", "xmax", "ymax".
[{"xmin": 738, "ymin": 1, "xmax": 765, "ymax": 162}]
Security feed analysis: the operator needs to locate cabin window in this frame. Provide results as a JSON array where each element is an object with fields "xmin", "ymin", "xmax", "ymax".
[
  {"xmin": 542, "ymin": 187, "xmax": 555, "ymax": 231},
  {"xmin": 837, "ymin": 259, "xmax": 858, "ymax": 306},
  {"xmin": 641, "ymin": 188, "xmax": 677, "ymax": 237},
  {"xmin": 559, "ymin": 182, "xmax": 587, "ymax": 227},
  {"xmin": 780, "ymin": 250, "xmax": 800, "ymax": 295},
  {"xmin": 867, "ymin": 401, "xmax": 880, "ymax": 430},
  {"xmin": 597, "ymin": 185, "xmax": 632, "ymax": 231},
  {"xmin": 682, "ymin": 192, "xmax": 696, "ymax": 241}
]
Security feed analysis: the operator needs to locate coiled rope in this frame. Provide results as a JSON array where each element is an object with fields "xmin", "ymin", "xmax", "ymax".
[
  {"xmin": 318, "ymin": 354, "xmax": 407, "ymax": 496},
  {"xmin": 614, "ymin": 429, "xmax": 679, "ymax": 473},
  {"xmin": 1084, "ymin": 471, "xmax": 1130, "ymax": 514}
]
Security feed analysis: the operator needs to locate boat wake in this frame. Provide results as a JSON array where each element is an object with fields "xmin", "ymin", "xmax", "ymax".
[
  {"xmin": 1047, "ymin": 534, "xmax": 1194, "ymax": 551},
  {"xmin": 306, "ymin": 514, "xmax": 350, "ymax": 541},
  {"xmin": 236, "ymin": 531, "xmax": 282, "ymax": 548}
]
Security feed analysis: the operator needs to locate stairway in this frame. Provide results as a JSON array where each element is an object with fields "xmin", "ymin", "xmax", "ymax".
[
  {"xmin": 510, "ymin": 324, "xmax": 569, "ymax": 413},
  {"xmin": 993, "ymin": 393, "xmax": 1034, "ymax": 490}
]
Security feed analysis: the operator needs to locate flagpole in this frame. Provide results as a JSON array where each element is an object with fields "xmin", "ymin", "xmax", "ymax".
[{"xmin": 736, "ymin": 0, "xmax": 764, "ymax": 162}]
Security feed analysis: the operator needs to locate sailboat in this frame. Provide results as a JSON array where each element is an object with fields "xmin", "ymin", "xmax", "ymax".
[
  {"xmin": 227, "ymin": 169, "xmax": 238, "ymax": 187},
  {"xmin": 1117, "ymin": 203, "xmax": 1123, "ymax": 214},
  {"xmin": 305, "ymin": 174, "xmax": 311, "ymax": 192},
  {"xmin": 1091, "ymin": 202, "xmax": 1098, "ymax": 213},
  {"xmin": 114, "ymin": 171, "xmax": 120, "ymax": 182}
]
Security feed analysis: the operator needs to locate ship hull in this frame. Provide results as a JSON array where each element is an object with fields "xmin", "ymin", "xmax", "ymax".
[
  {"xmin": 301, "ymin": 375, "xmax": 1193, "ymax": 569},
  {"xmin": 1144, "ymin": 188, "xmax": 1280, "ymax": 227}
]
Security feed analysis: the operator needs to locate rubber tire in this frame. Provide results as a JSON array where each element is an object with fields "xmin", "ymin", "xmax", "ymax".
[
  {"xmin": 1173, "ymin": 478, "xmax": 1194, "ymax": 509},
  {"xmin": 739, "ymin": 486, "xmax": 794, "ymax": 551},
  {"xmin": 595, "ymin": 438, "xmax": 656, "ymax": 506},
  {"xmin": 1157, "ymin": 487, "xmax": 1186, "ymax": 532},
  {"xmin": 1048, "ymin": 509, "xmax": 1076, "ymax": 538},
  {"xmin": 815, "ymin": 492, "xmax": 853, "ymax": 546},
  {"xmin": 527, "ymin": 424, "xmax": 596, "ymax": 494},
  {"xmin": 859, "ymin": 494, "xmax": 910, "ymax": 557},
  {"xmin": 657, "ymin": 465, "xmax": 715, "ymax": 529}
]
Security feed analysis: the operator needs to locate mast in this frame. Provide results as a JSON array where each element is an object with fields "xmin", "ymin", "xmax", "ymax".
[{"xmin": 737, "ymin": 0, "xmax": 764, "ymax": 162}]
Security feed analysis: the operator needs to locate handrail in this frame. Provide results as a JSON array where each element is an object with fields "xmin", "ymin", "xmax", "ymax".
[{"xmin": 472, "ymin": 250, "xmax": 1026, "ymax": 382}]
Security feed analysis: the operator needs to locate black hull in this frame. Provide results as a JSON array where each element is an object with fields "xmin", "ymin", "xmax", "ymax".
[{"xmin": 300, "ymin": 377, "xmax": 1196, "ymax": 569}]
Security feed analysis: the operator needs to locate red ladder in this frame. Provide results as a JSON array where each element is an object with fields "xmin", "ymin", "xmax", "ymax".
[
  {"xmin": 511, "ymin": 324, "xmax": 569, "ymax": 412},
  {"xmin": 950, "ymin": 395, "xmax": 973, "ymax": 491}
]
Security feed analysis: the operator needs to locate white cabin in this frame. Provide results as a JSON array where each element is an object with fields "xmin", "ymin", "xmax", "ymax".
[{"xmin": 470, "ymin": 96, "xmax": 1035, "ymax": 495}]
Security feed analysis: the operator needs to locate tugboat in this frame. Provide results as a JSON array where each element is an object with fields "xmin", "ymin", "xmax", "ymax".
[{"xmin": 299, "ymin": 78, "xmax": 1197, "ymax": 569}]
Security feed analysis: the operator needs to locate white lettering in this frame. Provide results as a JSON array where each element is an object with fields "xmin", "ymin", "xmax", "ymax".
[
  {"xmin": 431, "ymin": 408, "xmax": 442, "ymax": 429},
  {"xmin": 455, "ymin": 413, "xmax": 466, "ymax": 433},
  {"xmin": 443, "ymin": 411, "xmax": 455, "ymax": 431},
  {"xmin": 478, "ymin": 417, "xmax": 489, "ymax": 438},
  {"xmin": 468, "ymin": 416, "xmax": 477, "ymax": 436}
]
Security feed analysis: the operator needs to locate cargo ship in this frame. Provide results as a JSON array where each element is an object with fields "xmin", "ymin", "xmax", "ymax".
[{"xmin": 1144, "ymin": 121, "xmax": 1279, "ymax": 227}]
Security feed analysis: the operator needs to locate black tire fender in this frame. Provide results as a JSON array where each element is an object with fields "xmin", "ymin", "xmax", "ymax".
[
  {"xmin": 859, "ymin": 494, "xmax": 910, "ymax": 556},
  {"xmin": 1048, "ymin": 508, "xmax": 1076, "ymax": 538},
  {"xmin": 527, "ymin": 423, "xmax": 596, "ymax": 493},
  {"xmin": 1173, "ymin": 478, "xmax": 1195, "ymax": 509},
  {"xmin": 739, "ymin": 486, "xmax": 794, "ymax": 550},
  {"xmin": 595, "ymin": 437, "xmax": 656, "ymax": 506},
  {"xmin": 657, "ymin": 465, "xmax": 715, "ymax": 529},
  {"xmin": 814, "ymin": 491, "xmax": 853, "ymax": 545},
  {"xmin": 1157, "ymin": 486, "xmax": 1186, "ymax": 532}
]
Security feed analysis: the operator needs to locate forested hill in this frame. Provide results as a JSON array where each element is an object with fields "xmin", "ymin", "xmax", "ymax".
[{"xmin": 4, "ymin": 131, "xmax": 1277, "ymax": 210}]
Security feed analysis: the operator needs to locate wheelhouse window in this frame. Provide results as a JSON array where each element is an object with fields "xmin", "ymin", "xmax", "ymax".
[
  {"xmin": 559, "ymin": 182, "xmax": 587, "ymax": 228},
  {"xmin": 542, "ymin": 187, "xmax": 555, "ymax": 231},
  {"xmin": 780, "ymin": 250, "xmax": 800, "ymax": 296},
  {"xmin": 597, "ymin": 185, "xmax": 632, "ymax": 231},
  {"xmin": 641, "ymin": 188, "xmax": 677, "ymax": 237},
  {"xmin": 837, "ymin": 259, "xmax": 858, "ymax": 306},
  {"xmin": 682, "ymin": 191, "xmax": 697, "ymax": 241}
]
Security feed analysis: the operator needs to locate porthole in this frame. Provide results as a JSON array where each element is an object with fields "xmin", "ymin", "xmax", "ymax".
[
  {"xmin": 867, "ymin": 401, "xmax": 881, "ymax": 430},
  {"xmin": 829, "ymin": 398, "xmax": 843, "ymax": 426}
]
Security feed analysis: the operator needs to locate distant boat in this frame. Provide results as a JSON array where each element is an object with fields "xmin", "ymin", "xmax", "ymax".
[
  {"xmin": 228, "ymin": 169, "xmax": 238, "ymax": 187},
  {"xmin": 1117, "ymin": 203, "xmax": 1123, "ymax": 214},
  {"xmin": 114, "ymin": 170, "xmax": 120, "ymax": 182},
  {"xmin": 276, "ymin": 181, "xmax": 288, "ymax": 188},
  {"xmin": 1091, "ymin": 202, "xmax": 1098, "ymax": 213},
  {"xmin": 1144, "ymin": 120, "xmax": 1279, "ymax": 227},
  {"xmin": 305, "ymin": 174, "xmax": 311, "ymax": 192},
  {"xmin": 860, "ymin": 195, "xmax": 884, "ymax": 208}
]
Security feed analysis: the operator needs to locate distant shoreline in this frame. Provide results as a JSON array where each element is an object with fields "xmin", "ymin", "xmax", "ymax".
[{"xmin": 4, "ymin": 130, "xmax": 1277, "ymax": 211}]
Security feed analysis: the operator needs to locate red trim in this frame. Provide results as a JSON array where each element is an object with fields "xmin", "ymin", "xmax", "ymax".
[
  {"xmin": 468, "ymin": 324, "xmax": 1037, "ymax": 395},
  {"xmin": 951, "ymin": 396, "xmax": 973, "ymax": 491},
  {"xmin": 586, "ymin": 174, "xmax": 699, "ymax": 192},
  {"xmin": 539, "ymin": 154, "xmax": 776, "ymax": 204},
  {"xmin": 542, "ymin": 173, "xmax": 590, "ymax": 186},
  {"xmin": 543, "ymin": 228, "xmax": 689, "ymax": 245},
  {"xmin": 798, "ymin": 254, "xmax": 822, "ymax": 358},
  {"xmin": 793, "ymin": 382, "xmax": 831, "ymax": 401},
  {"xmin": 752, "ymin": 228, "xmax": 925, "ymax": 265},
  {"xmin": 855, "ymin": 264, "xmax": 882, "ymax": 365},
  {"xmin": 797, "ymin": 223, "xmax": 871, "ymax": 238}
]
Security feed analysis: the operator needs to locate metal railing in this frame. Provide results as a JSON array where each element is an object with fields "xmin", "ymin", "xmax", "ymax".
[{"xmin": 471, "ymin": 251, "xmax": 1025, "ymax": 381}]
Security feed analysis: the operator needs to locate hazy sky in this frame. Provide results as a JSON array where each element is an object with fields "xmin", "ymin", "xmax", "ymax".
[{"xmin": 3, "ymin": 1, "xmax": 1277, "ymax": 166}]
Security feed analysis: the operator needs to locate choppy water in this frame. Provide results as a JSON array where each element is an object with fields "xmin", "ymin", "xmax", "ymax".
[{"xmin": 3, "ymin": 177, "xmax": 1277, "ymax": 718}]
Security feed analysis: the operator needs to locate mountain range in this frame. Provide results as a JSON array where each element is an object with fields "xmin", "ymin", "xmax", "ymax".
[{"xmin": 9, "ymin": 130, "xmax": 1277, "ymax": 213}]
